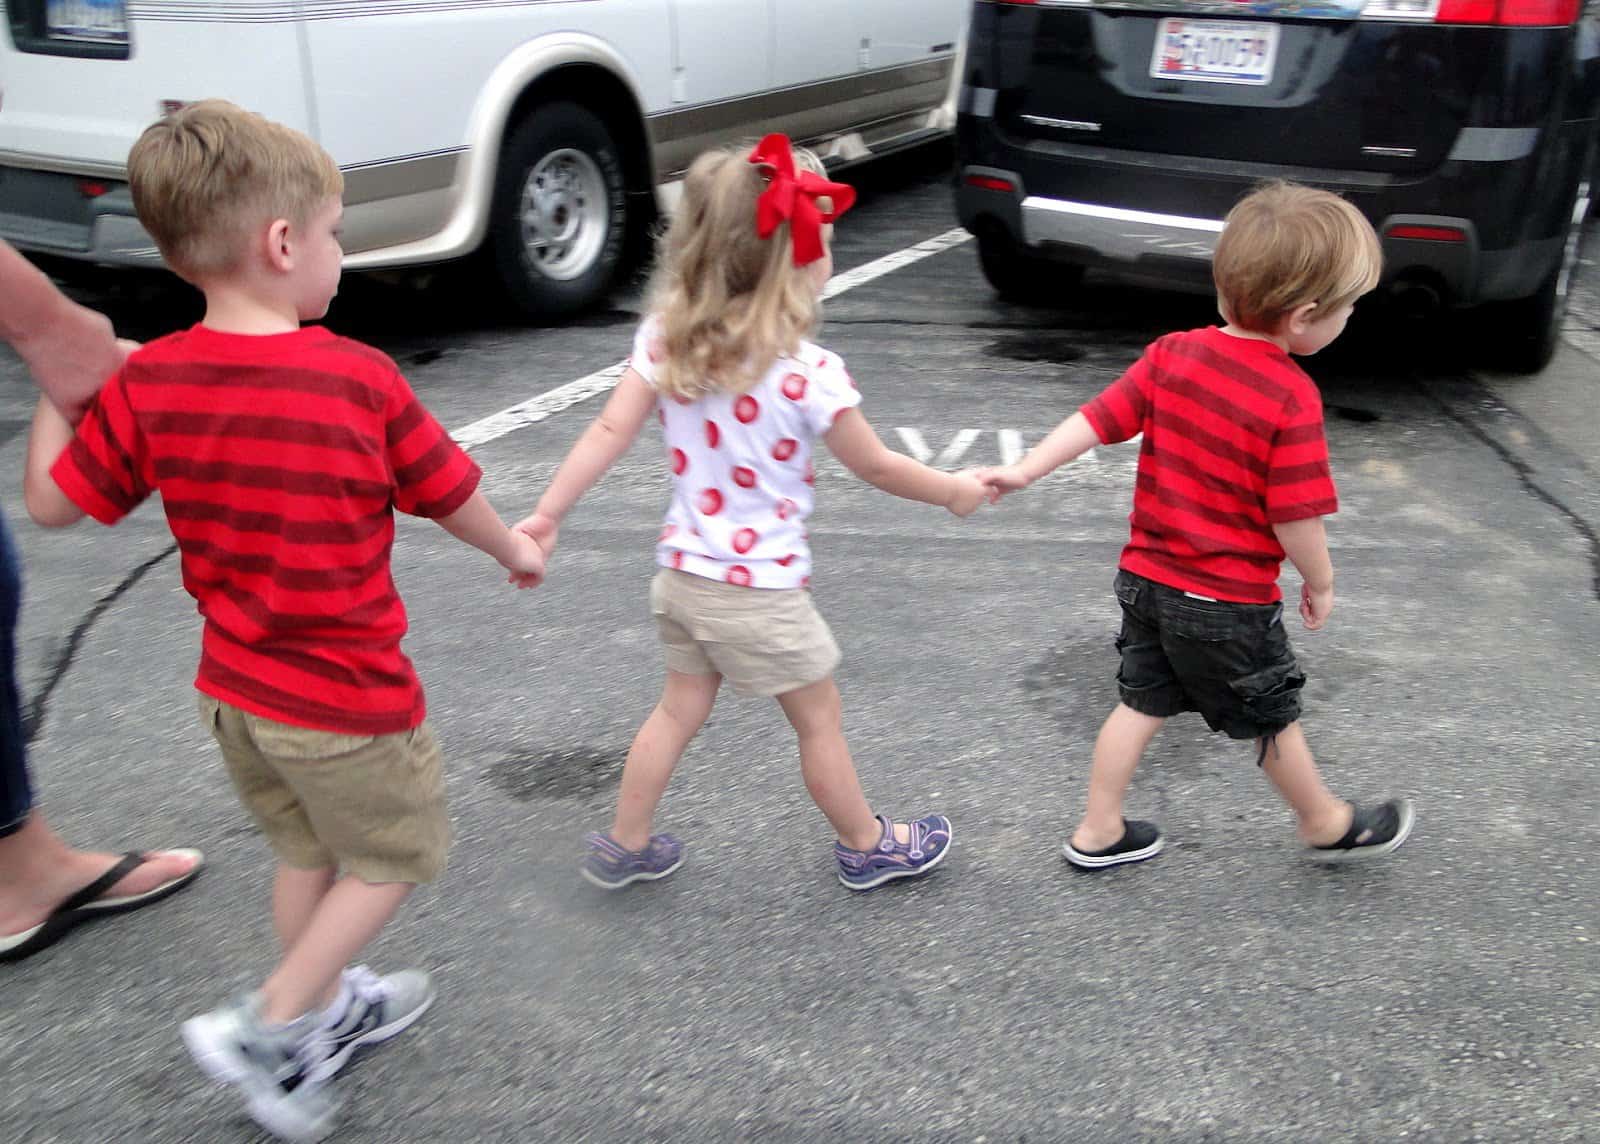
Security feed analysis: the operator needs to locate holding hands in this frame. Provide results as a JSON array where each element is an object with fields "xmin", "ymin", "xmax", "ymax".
[
  {"xmin": 944, "ymin": 470, "xmax": 991, "ymax": 517},
  {"xmin": 972, "ymin": 464, "xmax": 1032, "ymax": 502},
  {"xmin": 500, "ymin": 528, "xmax": 547, "ymax": 590},
  {"xmin": 515, "ymin": 510, "xmax": 561, "ymax": 560},
  {"xmin": 503, "ymin": 510, "xmax": 560, "ymax": 589}
]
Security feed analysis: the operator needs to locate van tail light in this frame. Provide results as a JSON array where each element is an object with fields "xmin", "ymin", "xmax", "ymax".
[{"xmin": 1362, "ymin": 0, "xmax": 1578, "ymax": 23}]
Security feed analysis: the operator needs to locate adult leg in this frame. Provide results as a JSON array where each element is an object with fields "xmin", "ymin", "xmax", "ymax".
[{"xmin": 0, "ymin": 515, "xmax": 198, "ymax": 946}]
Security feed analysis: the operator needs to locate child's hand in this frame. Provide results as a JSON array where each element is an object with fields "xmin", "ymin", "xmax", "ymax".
[
  {"xmin": 501, "ymin": 530, "xmax": 547, "ymax": 589},
  {"xmin": 514, "ymin": 510, "xmax": 561, "ymax": 560},
  {"xmin": 944, "ymin": 470, "xmax": 989, "ymax": 518},
  {"xmin": 1300, "ymin": 582, "xmax": 1334, "ymax": 631},
  {"xmin": 975, "ymin": 464, "xmax": 1031, "ymax": 502}
]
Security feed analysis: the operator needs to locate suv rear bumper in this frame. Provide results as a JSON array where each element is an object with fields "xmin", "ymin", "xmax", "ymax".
[
  {"xmin": 954, "ymin": 129, "xmax": 1583, "ymax": 305},
  {"xmin": 1021, "ymin": 197, "xmax": 1223, "ymax": 263},
  {"xmin": 993, "ymin": 187, "xmax": 1504, "ymax": 303}
]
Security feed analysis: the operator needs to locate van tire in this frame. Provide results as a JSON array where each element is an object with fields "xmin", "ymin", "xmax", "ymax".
[
  {"xmin": 977, "ymin": 229, "xmax": 1083, "ymax": 303},
  {"xmin": 1497, "ymin": 173, "xmax": 1591, "ymax": 374},
  {"xmin": 487, "ymin": 101, "xmax": 628, "ymax": 319}
]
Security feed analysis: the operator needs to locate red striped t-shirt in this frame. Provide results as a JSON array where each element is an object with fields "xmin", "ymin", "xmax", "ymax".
[
  {"xmin": 51, "ymin": 324, "xmax": 481, "ymax": 735},
  {"xmin": 1081, "ymin": 326, "xmax": 1338, "ymax": 604}
]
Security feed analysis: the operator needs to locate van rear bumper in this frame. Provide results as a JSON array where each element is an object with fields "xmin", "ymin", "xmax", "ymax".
[{"xmin": 0, "ymin": 166, "xmax": 161, "ymax": 266}]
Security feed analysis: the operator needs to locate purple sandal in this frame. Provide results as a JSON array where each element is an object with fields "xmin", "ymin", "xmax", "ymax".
[
  {"xmin": 835, "ymin": 813, "xmax": 952, "ymax": 891},
  {"xmin": 581, "ymin": 832, "xmax": 684, "ymax": 890}
]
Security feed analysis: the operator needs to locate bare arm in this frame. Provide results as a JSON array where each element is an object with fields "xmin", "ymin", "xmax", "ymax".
[
  {"xmin": 824, "ymin": 408, "xmax": 986, "ymax": 514},
  {"xmin": 1273, "ymin": 516, "xmax": 1332, "ymax": 590},
  {"xmin": 0, "ymin": 241, "xmax": 123, "ymax": 422},
  {"xmin": 517, "ymin": 369, "xmax": 657, "ymax": 551},
  {"xmin": 23, "ymin": 396, "xmax": 88, "ymax": 528},
  {"xmin": 434, "ymin": 489, "xmax": 546, "ymax": 586},
  {"xmin": 979, "ymin": 411, "xmax": 1103, "ymax": 496},
  {"xmin": 1273, "ymin": 515, "xmax": 1334, "ymax": 630}
]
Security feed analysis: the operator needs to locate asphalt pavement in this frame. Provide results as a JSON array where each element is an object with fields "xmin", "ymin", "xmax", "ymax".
[{"xmin": 2, "ymin": 145, "xmax": 1598, "ymax": 1143}]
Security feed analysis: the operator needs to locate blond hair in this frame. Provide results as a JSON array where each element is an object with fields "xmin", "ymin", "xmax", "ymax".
[
  {"xmin": 647, "ymin": 144, "xmax": 830, "ymax": 399},
  {"xmin": 1212, "ymin": 181, "xmax": 1382, "ymax": 334},
  {"xmin": 127, "ymin": 99, "xmax": 343, "ymax": 281}
]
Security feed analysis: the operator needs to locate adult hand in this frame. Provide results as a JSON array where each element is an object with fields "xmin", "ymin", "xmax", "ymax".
[{"xmin": 12, "ymin": 302, "xmax": 124, "ymax": 425}]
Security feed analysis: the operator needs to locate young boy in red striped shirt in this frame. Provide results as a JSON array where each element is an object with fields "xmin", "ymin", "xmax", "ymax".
[
  {"xmin": 22, "ymin": 100, "xmax": 546, "ymax": 1142},
  {"xmin": 980, "ymin": 181, "xmax": 1414, "ymax": 871}
]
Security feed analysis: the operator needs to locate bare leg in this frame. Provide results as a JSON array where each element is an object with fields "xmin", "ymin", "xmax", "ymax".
[
  {"xmin": 0, "ymin": 811, "xmax": 199, "ymax": 936},
  {"xmin": 274, "ymin": 864, "xmax": 337, "ymax": 949},
  {"xmin": 272, "ymin": 864, "xmax": 340, "ymax": 1009},
  {"xmin": 610, "ymin": 671, "xmax": 720, "ymax": 852},
  {"xmin": 1258, "ymin": 722, "xmax": 1352, "ymax": 845},
  {"xmin": 1071, "ymin": 704, "xmax": 1165, "ymax": 852},
  {"xmin": 258, "ymin": 877, "xmax": 413, "ymax": 1026},
  {"xmin": 777, "ymin": 677, "xmax": 884, "ymax": 853}
]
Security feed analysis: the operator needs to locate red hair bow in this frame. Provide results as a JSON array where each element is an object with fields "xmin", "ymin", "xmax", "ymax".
[{"xmin": 748, "ymin": 133, "xmax": 856, "ymax": 266}]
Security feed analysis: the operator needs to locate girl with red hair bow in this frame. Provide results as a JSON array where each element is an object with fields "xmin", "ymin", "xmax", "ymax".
[{"xmin": 514, "ymin": 134, "xmax": 986, "ymax": 892}]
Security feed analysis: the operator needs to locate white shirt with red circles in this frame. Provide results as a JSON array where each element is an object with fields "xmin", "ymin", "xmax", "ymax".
[{"xmin": 630, "ymin": 315, "xmax": 861, "ymax": 590}]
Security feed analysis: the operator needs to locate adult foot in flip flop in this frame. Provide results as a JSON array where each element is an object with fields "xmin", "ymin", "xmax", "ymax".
[{"xmin": 0, "ymin": 848, "xmax": 204, "ymax": 963}]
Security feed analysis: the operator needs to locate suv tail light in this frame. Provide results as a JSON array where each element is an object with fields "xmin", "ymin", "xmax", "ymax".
[{"xmin": 1362, "ymin": 0, "xmax": 1578, "ymax": 24}]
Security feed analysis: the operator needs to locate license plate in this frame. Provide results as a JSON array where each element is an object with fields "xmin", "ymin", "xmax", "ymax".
[
  {"xmin": 45, "ymin": 0, "xmax": 128, "ymax": 43},
  {"xmin": 1151, "ymin": 19, "xmax": 1278, "ymax": 86}
]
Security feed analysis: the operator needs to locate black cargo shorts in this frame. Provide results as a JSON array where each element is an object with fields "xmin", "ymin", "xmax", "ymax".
[{"xmin": 1111, "ymin": 569, "xmax": 1305, "ymax": 750}]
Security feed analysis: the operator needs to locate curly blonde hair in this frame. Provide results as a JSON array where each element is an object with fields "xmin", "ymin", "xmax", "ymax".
[{"xmin": 647, "ymin": 143, "xmax": 831, "ymax": 399}]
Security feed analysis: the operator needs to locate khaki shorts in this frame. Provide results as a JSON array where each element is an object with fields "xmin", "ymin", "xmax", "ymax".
[
  {"xmin": 198, "ymin": 693, "xmax": 450, "ymax": 885},
  {"xmin": 651, "ymin": 568, "xmax": 841, "ymax": 697}
]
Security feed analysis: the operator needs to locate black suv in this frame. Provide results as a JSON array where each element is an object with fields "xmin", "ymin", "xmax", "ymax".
[{"xmin": 954, "ymin": 0, "xmax": 1600, "ymax": 370}]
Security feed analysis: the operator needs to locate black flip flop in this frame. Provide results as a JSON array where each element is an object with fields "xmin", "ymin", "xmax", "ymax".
[{"xmin": 0, "ymin": 848, "xmax": 204, "ymax": 963}]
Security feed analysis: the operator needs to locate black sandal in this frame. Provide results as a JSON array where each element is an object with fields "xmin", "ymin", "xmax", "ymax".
[
  {"xmin": 0, "ymin": 848, "xmax": 204, "ymax": 963},
  {"xmin": 1063, "ymin": 819, "xmax": 1164, "ymax": 869},
  {"xmin": 1309, "ymin": 800, "xmax": 1414, "ymax": 863}
]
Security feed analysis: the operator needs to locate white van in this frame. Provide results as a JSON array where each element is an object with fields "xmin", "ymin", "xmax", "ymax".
[{"xmin": 0, "ymin": 0, "xmax": 965, "ymax": 315}]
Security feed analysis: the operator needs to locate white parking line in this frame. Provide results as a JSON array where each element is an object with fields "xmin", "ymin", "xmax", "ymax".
[{"xmin": 449, "ymin": 227, "xmax": 975, "ymax": 450}]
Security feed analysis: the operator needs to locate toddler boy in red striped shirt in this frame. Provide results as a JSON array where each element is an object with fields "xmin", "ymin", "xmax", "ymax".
[
  {"xmin": 980, "ymin": 182, "xmax": 1414, "ymax": 872},
  {"xmin": 22, "ymin": 100, "xmax": 546, "ymax": 1142}
]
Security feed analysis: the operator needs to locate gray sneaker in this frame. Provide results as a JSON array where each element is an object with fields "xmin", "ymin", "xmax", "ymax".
[
  {"xmin": 181, "ymin": 994, "xmax": 339, "ymax": 1144},
  {"xmin": 305, "ymin": 965, "xmax": 436, "ymax": 1083}
]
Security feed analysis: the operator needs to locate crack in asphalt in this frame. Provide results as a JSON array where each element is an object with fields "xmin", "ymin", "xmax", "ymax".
[
  {"xmin": 22, "ymin": 543, "xmax": 177, "ymax": 746},
  {"xmin": 1424, "ymin": 383, "xmax": 1600, "ymax": 604}
]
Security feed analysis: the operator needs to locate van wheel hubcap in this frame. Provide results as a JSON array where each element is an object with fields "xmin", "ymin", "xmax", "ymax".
[{"xmin": 519, "ymin": 148, "xmax": 608, "ymax": 282}]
